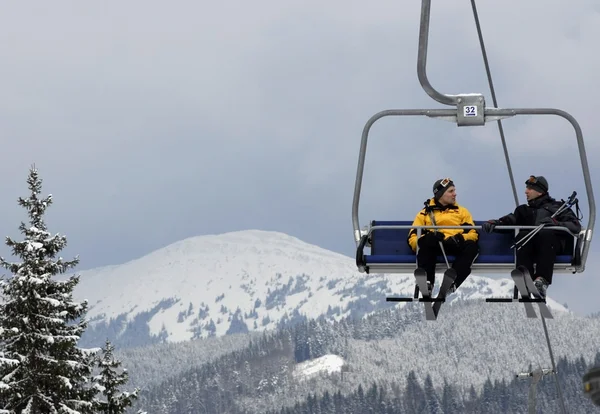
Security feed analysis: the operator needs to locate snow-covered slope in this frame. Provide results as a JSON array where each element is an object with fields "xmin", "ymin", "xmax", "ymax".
[
  {"xmin": 68, "ymin": 229, "xmax": 568, "ymax": 347},
  {"xmin": 293, "ymin": 354, "xmax": 345, "ymax": 381}
]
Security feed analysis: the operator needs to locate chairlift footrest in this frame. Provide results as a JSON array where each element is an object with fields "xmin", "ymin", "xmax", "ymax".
[
  {"xmin": 386, "ymin": 297, "xmax": 414, "ymax": 302},
  {"xmin": 511, "ymin": 268, "xmax": 538, "ymax": 318}
]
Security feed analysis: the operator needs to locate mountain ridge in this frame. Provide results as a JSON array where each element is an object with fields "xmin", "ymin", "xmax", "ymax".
[{"xmin": 65, "ymin": 229, "xmax": 569, "ymax": 348}]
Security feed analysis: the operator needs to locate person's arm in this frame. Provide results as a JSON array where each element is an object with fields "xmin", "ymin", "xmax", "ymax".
[
  {"xmin": 481, "ymin": 207, "xmax": 520, "ymax": 233},
  {"xmin": 551, "ymin": 208, "xmax": 582, "ymax": 234},
  {"xmin": 460, "ymin": 207, "xmax": 478, "ymax": 242},
  {"xmin": 407, "ymin": 210, "xmax": 426, "ymax": 251}
]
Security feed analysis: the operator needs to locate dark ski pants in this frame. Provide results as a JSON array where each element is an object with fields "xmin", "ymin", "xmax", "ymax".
[
  {"xmin": 516, "ymin": 229, "xmax": 565, "ymax": 285},
  {"xmin": 417, "ymin": 240, "xmax": 479, "ymax": 288}
]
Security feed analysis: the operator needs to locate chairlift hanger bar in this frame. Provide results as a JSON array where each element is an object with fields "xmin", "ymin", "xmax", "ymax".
[{"xmin": 417, "ymin": 0, "xmax": 460, "ymax": 106}]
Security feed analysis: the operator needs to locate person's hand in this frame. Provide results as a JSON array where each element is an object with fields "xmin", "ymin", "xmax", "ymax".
[
  {"xmin": 540, "ymin": 217, "xmax": 558, "ymax": 226},
  {"xmin": 444, "ymin": 233, "xmax": 464, "ymax": 248},
  {"xmin": 481, "ymin": 220, "xmax": 499, "ymax": 233},
  {"xmin": 418, "ymin": 231, "xmax": 445, "ymax": 248}
]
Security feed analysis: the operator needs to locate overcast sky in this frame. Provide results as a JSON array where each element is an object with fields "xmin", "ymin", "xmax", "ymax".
[{"xmin": 0, "ymin": 1, "xmax": 599, "ymax": 315}]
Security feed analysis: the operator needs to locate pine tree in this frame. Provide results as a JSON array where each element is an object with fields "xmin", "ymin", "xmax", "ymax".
[
  {"xmin": 93, "ymin": 339, "xmax": 140, "ymax": 414},
  {"xmin": 423, "ymin": 374, "xmax": 443, "ymax": 414},
  {"xmin": 403, "ymin": 371, "xmax": 425, "ymax": 413},
  {"xmin": 0, "ymin": 166, "xmax": 97, "ymax": 413}
]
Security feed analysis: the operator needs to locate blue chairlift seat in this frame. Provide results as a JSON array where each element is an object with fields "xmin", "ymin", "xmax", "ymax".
[{"xmin": 357, "ymin": 220, "xmax": 578, "ymax": 274}]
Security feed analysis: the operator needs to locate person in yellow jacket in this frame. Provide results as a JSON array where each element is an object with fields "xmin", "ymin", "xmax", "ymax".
[{"xmin": 407, "ymin": 178, "xmax": 479, "ymax": 293}]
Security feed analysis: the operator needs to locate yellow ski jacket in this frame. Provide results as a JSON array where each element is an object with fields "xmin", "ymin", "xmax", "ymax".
[{"xmin": 407, "ymin": 199, "xmax": 479, "ymax": 251}]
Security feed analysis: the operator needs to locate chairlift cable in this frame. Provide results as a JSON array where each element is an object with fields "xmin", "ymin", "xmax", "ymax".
[
  {"xmin": 541, "ymin": 314, "xmax": 568, "ymax": 413},
  {"xmin": 469, "ymin": 0, "xmax": 519, "ymax": 208},
  {"xmin": 469, "ymin": 2, "xmax": 567, "ymax": 412}
]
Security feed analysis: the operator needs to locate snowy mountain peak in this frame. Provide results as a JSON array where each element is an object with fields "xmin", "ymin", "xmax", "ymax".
[
  {"xmin": 153, "ymin": 229, "xmax": 343, "ymax": 254},
  {"xmin": 71, "ymin": 229, "xmax": 359, "ymax": 343},
  {"xmin": 104, "ymin": 229, "xmax": 352, "ymax": 273},
  {"xmin": 68, "ymin": 229, "xmax": 569, "ymax": 348}
]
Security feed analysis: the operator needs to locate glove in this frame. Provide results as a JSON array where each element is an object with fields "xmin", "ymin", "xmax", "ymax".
[
  {"xmin": 481, "ymin": 220, "xmax": 499, "ymax": 233},
  {"xmin": 417, "ymin": 231, "xmax": 445, "ymax": 248},
  {"xmin": 540, "ymin": 217, "xmax": 558, "ymax": 226},
  {"xmin": 444, "ymin": 233, "xmax": 464, "ymax": 248}
]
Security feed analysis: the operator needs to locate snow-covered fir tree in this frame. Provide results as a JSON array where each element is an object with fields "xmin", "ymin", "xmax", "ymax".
[
  {"xmin": 0, "ymin": 166, "xmax": 97, "ymax": 413},
  {"xmin": 93, "ymin": 339, "xmax": 140, "ymax": 414}
]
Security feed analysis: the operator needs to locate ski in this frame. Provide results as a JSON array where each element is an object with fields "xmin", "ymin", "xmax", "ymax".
[
  {"xmin": 384, "ymin": 274, "xmax": 422, "ymax": 303},
  {"xmin": 432, "ymin": 268, "xmax": 457, "ymax": 317},
  {"xmin": 519, "ymin": 266, "xmax": 554, "ymax": 319},
  {"xmin": 414, "ymin": 268, "xmax": 436, "ymax": 321},
  {"xmin": 511, "ymin": 268, "xmax": 538, "ymax": 318}
]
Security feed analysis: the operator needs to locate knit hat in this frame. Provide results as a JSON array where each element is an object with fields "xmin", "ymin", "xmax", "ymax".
[
  {"xmin": 433, "ymin": 178, "xmax": 454, "ymax": 200},
  {"xmin": 525, "ymin": 175, "xmax": 549, "ymax": 194}
]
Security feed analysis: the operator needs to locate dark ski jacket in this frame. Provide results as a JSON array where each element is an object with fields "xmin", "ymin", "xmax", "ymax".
[{"xmin": 497, "ymin": 194, "xmax": 581, "ymax": 235}]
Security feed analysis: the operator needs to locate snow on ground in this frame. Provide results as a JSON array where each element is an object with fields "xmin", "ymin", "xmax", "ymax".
[{"xmin": 293, "ymin": 354, "xmax": 345, "ymax": 380}]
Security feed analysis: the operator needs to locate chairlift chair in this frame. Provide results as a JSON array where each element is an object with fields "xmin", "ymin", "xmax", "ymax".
[{"xmin": 352, "ymin": 0, "xmax": 595, "ymax": 283}]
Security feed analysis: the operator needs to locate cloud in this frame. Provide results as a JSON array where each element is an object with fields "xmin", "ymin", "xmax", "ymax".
[{"xmin": 0, "ymin": 0, "xmax": 598, "ymax": 314}]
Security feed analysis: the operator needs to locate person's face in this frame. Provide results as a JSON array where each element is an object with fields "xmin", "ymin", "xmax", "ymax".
[
  {"xmin": 439, "ymin": 186, "xmax": 456, "ymax": 205},
  {"xmin": 525, "ymin": 186, "xmax": 542, "ymax": 201}
]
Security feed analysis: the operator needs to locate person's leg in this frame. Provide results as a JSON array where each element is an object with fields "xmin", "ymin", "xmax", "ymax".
[
  {"xmin": 531, "ymin": 229, "xmax": 559, "ymax": 285},
  {"xmin": 451, "ymin": 241, "xmax": 479, "ymax": 288},
  {"xmin": 516, "ymin": 234, "xmax": 536, "ymax": 278},
  {"xmin": 417, "ymin": 244, "xmax": 441, "ymax": 287}
]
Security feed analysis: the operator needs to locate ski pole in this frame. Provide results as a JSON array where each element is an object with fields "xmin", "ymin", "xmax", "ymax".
[
  {"xmin": 514, "ymin": 192, "xmax": 576, "ymax": 246},
  {"xmin": 515, "ymin": 198, "xmax": 578, "ymax": 250},
  {"xmin": 439, "ymin": 240, "xmax": 450, "ymax": 269},
  {"xmin": 511, "ymin": 192, "xmax": 577, "ymax": 250},
  {"xmin": 426, "ymin": 208, "xmax": 450, "ymax": 269}
]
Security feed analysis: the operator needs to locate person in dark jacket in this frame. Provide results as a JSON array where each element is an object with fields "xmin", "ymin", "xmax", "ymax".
[{"xmin": 481, "ymin": 175, "xmax": 581, "ymax": 298}]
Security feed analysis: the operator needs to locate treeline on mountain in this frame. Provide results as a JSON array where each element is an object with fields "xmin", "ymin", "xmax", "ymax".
[
  {"xmin": 265, "ymin": 356, "xmax": 600, "ymax": 413},
  {"xmin": 131, "ymin": 305, "xmax": 600, "ymax": 413}
]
